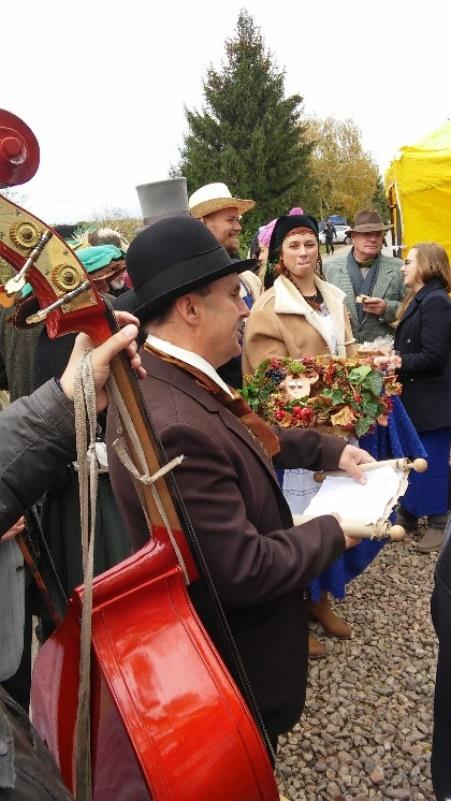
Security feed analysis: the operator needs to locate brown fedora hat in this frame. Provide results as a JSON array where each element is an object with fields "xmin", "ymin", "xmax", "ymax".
[{"xmin": 346, "ymin": 210, "xmax": 391, "ymax": 235}]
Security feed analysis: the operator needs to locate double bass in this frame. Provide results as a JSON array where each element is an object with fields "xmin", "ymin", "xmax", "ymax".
[{"xmin": 0, "ymin": 110, "xmax": 279, "ymax": 801}]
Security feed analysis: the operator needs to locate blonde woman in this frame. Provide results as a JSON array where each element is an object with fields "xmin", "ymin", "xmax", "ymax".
[{"xmin": 392, "ymin": 242, "xmax": 451, "ymax": 553}]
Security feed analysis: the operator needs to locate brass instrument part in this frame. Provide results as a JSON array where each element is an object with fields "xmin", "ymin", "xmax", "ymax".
[
  {"xmin": 0, "ymin": 195, "xmax": 96, "ymax": 317},
  {"xmin": 10, "ymin": 220, "xmax": 42, "ymax": 250},
  {"xmin": 5, "ymin": 230, "xmax": 53, "ymax": 292},
  {"xmin": 52, "ymin": 263, "xmax": 85, "ymax": 292},
  {"xmin": 26, "ymin": 281, "xmax": 93, "ymax": 323}
]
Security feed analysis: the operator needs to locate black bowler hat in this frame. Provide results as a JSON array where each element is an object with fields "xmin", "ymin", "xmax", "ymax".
[
  {"xmin": 269, "ymin": 214, "xmax": 319, "ymax": 262},
  {"xmin": 115, "ymin": 215, "xmax": 256, "ymax": 322}
]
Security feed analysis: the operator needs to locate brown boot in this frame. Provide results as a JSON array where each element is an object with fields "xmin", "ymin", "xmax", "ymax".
[
  {"xmin": 414, "ymin": 526, "xmax": 445, "ymax": 553},
  {"xmin": 308, "ymin": 592, "xmax": 351, "ymax": 638},
  {"xmin": 308, "ymin": 633, "xmax": 327, "ymax": 658}
]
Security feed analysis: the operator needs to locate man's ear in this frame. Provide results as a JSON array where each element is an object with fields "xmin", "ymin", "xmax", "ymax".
[{"xmin": 174, "ymin": 293, "xmax": 202, "ymax": 325}]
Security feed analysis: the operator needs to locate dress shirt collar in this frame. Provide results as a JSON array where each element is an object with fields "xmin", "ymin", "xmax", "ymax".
[{"xmin": 146, "ymin": 333, "xmax": 234, "ymax": 398}]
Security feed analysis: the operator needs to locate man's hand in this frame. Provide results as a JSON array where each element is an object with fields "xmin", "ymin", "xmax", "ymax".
[
  {"xmin": 344, "ymin": 534, "xmax": 361, "ymax": 550},
  {"xmin": 1, "ymin": 516, "xmax": 26, "ymax": 542},
  {"xmin": 338, "ymin": 444, "xmax": 375, "ymax": 484},
  {"xmin": 329, "ymin": 512, "xmax": 361, "ymax": 550},
  {"xmin": 60, "ymin": 311, "xmax": 145, "ymax": 411},
  {"xmin": 362, "ymin": 296, "xmax": 386, "ymax": 316}
]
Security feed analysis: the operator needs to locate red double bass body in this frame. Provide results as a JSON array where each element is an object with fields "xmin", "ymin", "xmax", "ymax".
[
  {"xmin": 0, "ymin": 110, "xmax": 279, "ymax": 801},
  {"xmin": 32, "ymin": 531, "xmax": 277, "ymax": 800}
]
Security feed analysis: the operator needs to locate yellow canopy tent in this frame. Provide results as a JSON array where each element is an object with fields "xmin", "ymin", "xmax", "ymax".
[{"xmin": 385, "ymin": 120, "xmax": 451, "ymax": 260}]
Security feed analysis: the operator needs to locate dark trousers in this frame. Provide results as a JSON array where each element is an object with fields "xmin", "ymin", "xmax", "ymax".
[
  {"xmin": 0, "ymin": 686, "xmax": 73, "ymax": 800},
  {"xmin": 431, "ymin": 519, "xmax": 451, "ymax": 800},
  {"xmin": 1, "ymin": 586, "xmax": 33, "ymax": 713}
]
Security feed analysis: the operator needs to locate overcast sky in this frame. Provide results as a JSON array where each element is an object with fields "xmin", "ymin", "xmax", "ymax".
[{"xmin": 2, "ymin": 0, "xmax": 449, "ymax": 223}]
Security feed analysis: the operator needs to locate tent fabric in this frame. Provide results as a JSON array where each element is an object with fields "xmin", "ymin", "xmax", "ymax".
[{"xmin": 385, "ymin": 120, "xmax": 451, "ymax": 260}]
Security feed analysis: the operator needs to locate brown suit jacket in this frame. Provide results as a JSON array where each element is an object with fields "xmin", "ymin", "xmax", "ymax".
[{"xmin": 107, "ymin": 350, "xmax": 346, "ymax": 738}]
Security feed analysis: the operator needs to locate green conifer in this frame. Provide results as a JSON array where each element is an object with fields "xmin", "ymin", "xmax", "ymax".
[
  {"xmin": 372, "ymin": 173, "xmax": 390, "ymax": 222},
  {"xmin": 173, "ymin": 10, "xmax": 313, "ymax": 242}
]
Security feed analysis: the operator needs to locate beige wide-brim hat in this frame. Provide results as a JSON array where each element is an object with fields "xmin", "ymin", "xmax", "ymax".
[{"xmin": 189, "ymin": 182, "xmax": 255, "ymax": 219}]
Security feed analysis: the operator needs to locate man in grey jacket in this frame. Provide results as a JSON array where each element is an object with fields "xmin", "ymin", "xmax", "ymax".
[
  {"xmin": 323, "ymin": 210, "xmax": 404, "ymax": 344},
  {"xmin": 0, "ymin": 317, "xmax": 142, "ymax": 800}
]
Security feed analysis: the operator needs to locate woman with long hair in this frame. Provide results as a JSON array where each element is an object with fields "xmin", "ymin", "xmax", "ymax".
[{"xmin": 393, "ymin": 242, "xmax": 451, "ymax": 552}]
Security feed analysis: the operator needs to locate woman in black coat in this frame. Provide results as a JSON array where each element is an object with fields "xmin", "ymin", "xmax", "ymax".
[{"xmin": 394, "ymin": 242, "xmax": 451, "ymax": 552}]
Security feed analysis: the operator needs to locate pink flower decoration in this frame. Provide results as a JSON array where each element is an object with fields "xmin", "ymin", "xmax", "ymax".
[{"xmin": 258, "ymin": 207, "xmax": 304, "ymax": 246}]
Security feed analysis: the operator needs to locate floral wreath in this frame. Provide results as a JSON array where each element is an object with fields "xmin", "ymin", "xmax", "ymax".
[{"xmin": 241, "ymin": 356, "xmax": 402, "ymax": 437}]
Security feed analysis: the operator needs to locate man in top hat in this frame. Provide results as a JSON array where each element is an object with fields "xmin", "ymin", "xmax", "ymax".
[
  {"xmin": 137, "ymin": 177, "xmax": 189, "ymax": 227},
  {"xmin": 189, "ymin": 182, "xmax": 261, "ymax": 386},
  {"xmin": 109, "ymin": 215, "xmax": 373, "ymax": 750},
  {"xmin": 323, "ymin": 210, "xmax": 404, "ymax": 343}
]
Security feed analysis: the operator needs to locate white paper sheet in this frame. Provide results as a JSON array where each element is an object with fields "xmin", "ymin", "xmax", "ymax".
[
  {"xmin": 303, "ymin": 465, "xmax": 402, "ymax": 524},
  {"xmin": 282, "ymin": 468, "xmax": 320, "ymax": 515}
]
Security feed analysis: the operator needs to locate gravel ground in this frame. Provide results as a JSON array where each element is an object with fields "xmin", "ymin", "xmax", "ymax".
[{"xmin": 276, "ymin": 537, "xmax": 438, "ymax": 801}]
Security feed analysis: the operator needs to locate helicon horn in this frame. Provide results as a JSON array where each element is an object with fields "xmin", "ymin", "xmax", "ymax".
[{"xmin": 0, "ymin": 109, "xmax": 40, "ymax": 188}]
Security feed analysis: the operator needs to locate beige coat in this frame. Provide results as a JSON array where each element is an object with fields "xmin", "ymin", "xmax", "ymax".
[{"xmin": 242, "ymin": 274, "xmax": 356, "ymax": 375}]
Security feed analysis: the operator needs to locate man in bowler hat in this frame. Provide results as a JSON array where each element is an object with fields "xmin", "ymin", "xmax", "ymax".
[{"xmin": 109, "ymin": 215, "xmax": 373, "ymax": 750}]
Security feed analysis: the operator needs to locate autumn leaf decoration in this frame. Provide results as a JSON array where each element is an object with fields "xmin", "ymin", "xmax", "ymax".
[{"xmin": 241, "ymin": 356, "xmax": 402, "ymax": 437}]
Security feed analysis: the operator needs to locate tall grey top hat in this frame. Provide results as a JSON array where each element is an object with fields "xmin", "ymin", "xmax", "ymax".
[{"xmin": 136, "ymin": 178, "xmax": 189, "ymax": 226}]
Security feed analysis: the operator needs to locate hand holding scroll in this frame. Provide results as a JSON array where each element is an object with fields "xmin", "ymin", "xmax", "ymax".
[{"xmin": 338, "ymin": 444, "xmax": 375, "ymax": 484}]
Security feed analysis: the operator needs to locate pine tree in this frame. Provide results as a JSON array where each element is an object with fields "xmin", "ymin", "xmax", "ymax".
[
  {"xmin": 173, "ymin": 10, "xmax": 313, "ymax": 241},
  {"xmin": 372, "ymin": 173, "xmax": 390, "ymax": 222}
]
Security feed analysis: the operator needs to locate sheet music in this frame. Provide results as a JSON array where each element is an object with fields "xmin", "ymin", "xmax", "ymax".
[{"xmin": 304, "ymin": 465, "xmax": 402, "ymax": 524}]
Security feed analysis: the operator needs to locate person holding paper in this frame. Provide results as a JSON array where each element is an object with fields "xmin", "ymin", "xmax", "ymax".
[{"xmin": 109, "ymin": 215, "xmax": 373, "ymax": 749}]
